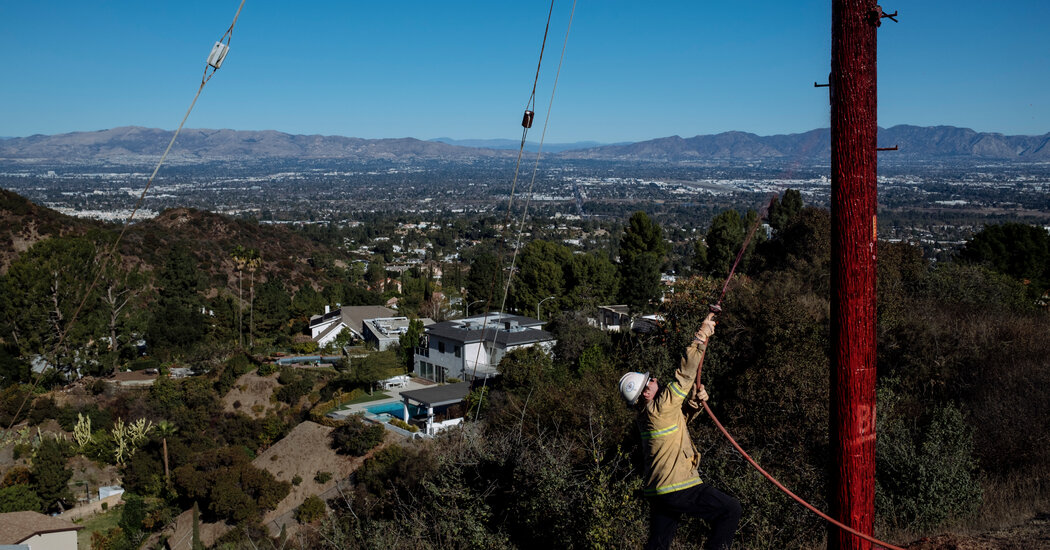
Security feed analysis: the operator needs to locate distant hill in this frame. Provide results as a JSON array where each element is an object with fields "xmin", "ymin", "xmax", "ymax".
[
  {"xmin": 559, "ymin": 126, "xmax": 1050, "ymax": 162},
  {"xmin": 2, "ymin": 125, "xmax": 1047, "ymax": 164},
  {"xmin": 0, "ymin": 126, "xmax": 512, "ymax": 163},
  {"xmin": 428, "ymin": 137, "xmax": 616, "ymax": 153}
]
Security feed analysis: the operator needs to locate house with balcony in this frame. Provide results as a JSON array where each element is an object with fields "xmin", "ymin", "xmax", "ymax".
[{"xmin": 414, "ymin": 313, "xmax": 555, "ymax": 382}]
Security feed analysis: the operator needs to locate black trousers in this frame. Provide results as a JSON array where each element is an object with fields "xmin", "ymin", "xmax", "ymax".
[{"xmin": 645, "ymin": 483, "xmax": 742, "ymax": 550}]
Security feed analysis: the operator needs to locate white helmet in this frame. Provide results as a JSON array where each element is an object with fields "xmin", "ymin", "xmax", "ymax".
[{"xmin": 619, "ymin": 371, "xmax": 650, "ymax": 405}]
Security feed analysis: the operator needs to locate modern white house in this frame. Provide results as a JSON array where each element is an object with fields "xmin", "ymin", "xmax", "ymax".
[
  {"xmin": 309, "ymin": 305, "xmax": 396, "ymax": 347},
  {"xmin": 413, "ymin": 313, "xmax": 555, "ymax": 382},
  {"xmin": 0, "ymin": 511, "xmax": 81, "ymax": 550}
]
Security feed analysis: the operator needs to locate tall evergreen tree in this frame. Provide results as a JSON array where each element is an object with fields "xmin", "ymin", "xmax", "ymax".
[
  {"xmin": 768, "ymin": 188, "xmax": 804, "ymax": 233},
  {"xmin": 466, "ymin": 252, "xmax": 504, "ymax": 308},
  {"xmin": 31, "ymin": 438, "xmax": 73, "ymax": 513},
  {"xmin": 617, "ymin": 212, "xmax": 668, "ymax": 312},
  {"xmin": 147, "ymin": 244, "xmax": 206, "ymax": 353}
]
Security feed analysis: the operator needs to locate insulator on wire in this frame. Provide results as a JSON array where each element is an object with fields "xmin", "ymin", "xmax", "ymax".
[
  {"xmin": 207, "ymin": 42, "xmax": 230, "ymax": 69},
  {"xmin": 522, "ymin": 110, "xmax": 535, "ymax": 129}
]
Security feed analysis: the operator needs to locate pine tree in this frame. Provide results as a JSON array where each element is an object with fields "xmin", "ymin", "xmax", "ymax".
[
  {"xmin": 617, "ymin": 211, "xmax": 668, "ymax": 312},
  {"xmin": 31, "ymin": 438, "xmax": 73, "ymax": 513}
]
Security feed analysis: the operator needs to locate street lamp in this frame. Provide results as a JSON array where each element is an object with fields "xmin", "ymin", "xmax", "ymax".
[
  {"xmin": 466, "ymin": 300, "xmax": 484, "ymax": 316},
  {"xmin": 537, "ymin": 296, "xmax": 555, "ymax": 320}
]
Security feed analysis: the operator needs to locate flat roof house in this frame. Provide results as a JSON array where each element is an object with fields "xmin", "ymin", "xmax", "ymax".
[
  {"xmin": 361, "ymin": 316, "xmax": 435, "ymax": 351},
  {"xmin": 309, "ymin": 305, "xmax": 396, "ymax": 347},
  {"xmin": 414, "ymin": 313, "xmax": 555, "ymax": 382}
]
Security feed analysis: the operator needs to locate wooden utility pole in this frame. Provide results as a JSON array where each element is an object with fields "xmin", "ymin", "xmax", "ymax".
[{"xmin": 830, "ymin": 1, "xmax": 883, "ymax": 548}]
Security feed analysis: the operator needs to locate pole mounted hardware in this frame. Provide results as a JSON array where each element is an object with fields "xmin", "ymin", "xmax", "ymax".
[
  {"xmin": 814, "ymin": 82, "xmax": 830, "ymax": 88},
  {"xmin": 872, "ymin": 5, "xmax": 898, "ymax": 26},
  {"xmin": 876, "ymin": 145, "xmax": 899, "ymax": 151}
]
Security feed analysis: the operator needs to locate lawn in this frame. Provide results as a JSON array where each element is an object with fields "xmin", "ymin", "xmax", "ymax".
[
  {"xmin": 343, "ymin": 390, "xmax": 391, "ymax": 405},
  {"xmin": 76, "ymin": 505, "xmax": 121, "ymax": 549}
]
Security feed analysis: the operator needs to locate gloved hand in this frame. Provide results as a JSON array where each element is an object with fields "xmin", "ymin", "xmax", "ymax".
[
  {"xmin": 693, "ymin": 312, "xmax": 717, "ymax": 344},
  {"xmin": 687, "ymin": 384, "xmax": 709, "ymax": 409}
]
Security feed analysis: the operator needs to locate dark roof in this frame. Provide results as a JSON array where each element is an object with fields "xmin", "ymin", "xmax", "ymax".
[
  {"xmin": 425, "ymin": 313, "xmax": 552, "ymax": 346},
  {"xmin": 400, "ymin": 382, "xmax": 471, "ymax": 407},
  {"xmin": 0, "ymin": 511, "xmax": 81, "ymax": 544}
]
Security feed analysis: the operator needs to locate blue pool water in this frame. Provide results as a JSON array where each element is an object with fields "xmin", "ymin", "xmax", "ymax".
[{"xmin": 366, "ymin": 402, "xmax": 421, "ymax": 421}]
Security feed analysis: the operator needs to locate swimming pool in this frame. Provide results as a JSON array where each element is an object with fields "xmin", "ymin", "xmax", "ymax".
[
  {"xmin": 275, "ymin": 355, "xmax": 342, "ymax": 365},
  {"xmin": 366, "ymin": 401, "xmax": 422, "ymax": 421}
]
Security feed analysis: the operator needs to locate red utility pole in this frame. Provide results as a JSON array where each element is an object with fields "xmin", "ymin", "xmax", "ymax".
[{"xmin": 830, "ymin": 1, "xmax": 881, "ymax": 548}]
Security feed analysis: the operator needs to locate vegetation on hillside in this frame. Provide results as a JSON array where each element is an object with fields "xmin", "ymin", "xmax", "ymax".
[{"xmin": 0, "ymin": 188, "xmax": 1047, "ymax": 548}]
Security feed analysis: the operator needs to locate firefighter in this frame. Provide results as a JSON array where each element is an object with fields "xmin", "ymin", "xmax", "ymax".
[{"xmin": 619, "ymin": 313, "xmax": 741, "ymax": 550}]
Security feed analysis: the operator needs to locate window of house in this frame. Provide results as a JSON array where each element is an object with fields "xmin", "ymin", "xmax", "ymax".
[
  {"xmin": 454, "ymin": 345, "xmax": 461, "ymax": 358},
  {"xmin": 438, "ymin": 341, "xmax": 445, "ymax": 353}
]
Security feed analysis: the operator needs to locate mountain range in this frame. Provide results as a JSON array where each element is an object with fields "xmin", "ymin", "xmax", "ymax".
[{"xmin": 1, "ymin": 125, "xmax": 1047, "ymax": 164}]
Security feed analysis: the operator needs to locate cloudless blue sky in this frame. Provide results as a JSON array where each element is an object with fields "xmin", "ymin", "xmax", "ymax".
[{"xmin": 2, "ymin": 1, "xmax": 1048, "ymax": 142}]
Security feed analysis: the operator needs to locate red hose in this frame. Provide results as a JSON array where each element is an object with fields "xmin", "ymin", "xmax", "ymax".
[{"xmin": 701, "ymin": 401, "xmax": 906, "ymax": 550}]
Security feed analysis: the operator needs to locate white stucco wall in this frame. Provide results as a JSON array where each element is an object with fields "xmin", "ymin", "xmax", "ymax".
[{"xmin": 20, "ymin": 530, "xmax": 78, "ymax": 550}]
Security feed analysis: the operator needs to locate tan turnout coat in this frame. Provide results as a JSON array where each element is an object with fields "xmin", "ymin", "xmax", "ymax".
[{"xmin": 637, "ymin": 340, "xmax": 707, "ymax": 496}]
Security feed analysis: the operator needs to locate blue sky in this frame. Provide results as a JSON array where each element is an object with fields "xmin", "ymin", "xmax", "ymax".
[{"xmin": 2, "ymin": 1, "xmax": 1048, "ymax": 142}]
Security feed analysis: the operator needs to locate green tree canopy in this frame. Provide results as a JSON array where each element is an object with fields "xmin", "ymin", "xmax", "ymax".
[
  {"xmin": 147, "ymin": 244, "xmax": 206, "ymax": 353},
  {"xmin": 958, "ymin": 222, "xmax": 1050, "ymax": 297},
  {"xmin": 617, "ymin": 211, "xmax": 668, "ymax": 312},
  {"xmin": 695, "ymin": 208, "xmax": 764, "ymax": 277},
  {"xmin": 253, "ymin": 276, "xmax": 291, "ymax": 336},
  {"xmin": 466, "ymin": 251, "xmax": 504, "ymax": 307},
  {"xmin": 2, "ymin": 236, "xmax": 105, "ymax": 373},
  {"xmin": 767, "ymin": 188, "xmax": 804, "ymax": 233},
  {"xmin": 0, "ymin": 483, "xmax": 43, "ymax": 513},
  {"xmin": 32, "ymin": 438, "xmax": 73, "ymax": 513}
]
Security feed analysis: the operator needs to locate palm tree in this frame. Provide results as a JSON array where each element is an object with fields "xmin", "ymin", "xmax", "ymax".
[
  {"xmin": 245, "ymin": 249, "xmax": 262, "ymax": 349},
  {"xmin": 231, "ymin": 246, "xmax": 248, "ymax": 348},
  {"xmin": 156, "ymin": 420, "xmax": 178, "ymax": 483}
]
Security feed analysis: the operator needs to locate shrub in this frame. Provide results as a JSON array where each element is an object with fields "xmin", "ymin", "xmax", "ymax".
[
  {"xmin": 296, "ymin": 495, "xmax": 326, "ymax": 523},
  {"xmin": 257, "ymin": 363, "xmax": 278, "ymax": 376},
  {"xmin": 330, "ymin": 415, "xmax": 385, "ymax": 456},
  {"xmin": 876, "ymin": 391, "xmax": 982, "ymax": 531},
  {"xmin": 314, "ymin": 471, "xmax": 332, "ymax": 484},
  {"xmin": 172, "ymin": 447, "xmax": 290, "ymax": 524},
  {"xmin": 292, "ymin": 340, "xmax": 320, "ymax": 354},
  {"xmin": 389, "ymin": 418, "xmax": 418, "ymax": 433},
  {"xmin": 0, "ymin": 484, "xmax": 43, "ymax": 512},
  {"xmin": 292, "ymin": 475, "xmax": 303, "ymax": 486},
  {"xmin": 129, "ymin": 358, "xmax": 160, "ymax": 372}
]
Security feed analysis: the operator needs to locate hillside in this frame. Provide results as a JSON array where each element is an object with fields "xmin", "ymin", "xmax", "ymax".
[
  {"xmin": 0, "ymin": 188, "xmax": 101, "ymax": 272},
  {"xmin": 121, "ymin": 207, "xmax": 335, "ymax": 291},
  {"xmin": 0, "ymin": 189, "xmax": 345, "ymax": 292}
]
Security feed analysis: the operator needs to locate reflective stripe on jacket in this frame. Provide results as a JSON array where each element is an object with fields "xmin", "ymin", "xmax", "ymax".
[{"xmin": 638, "ymin": 340, "xmax": 706, "ymax": 496}]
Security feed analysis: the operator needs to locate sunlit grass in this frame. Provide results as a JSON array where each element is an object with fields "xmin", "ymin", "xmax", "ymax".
[{"xmin": 75, "ymin": 504, "xmax": 122, "ymax": 549}]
